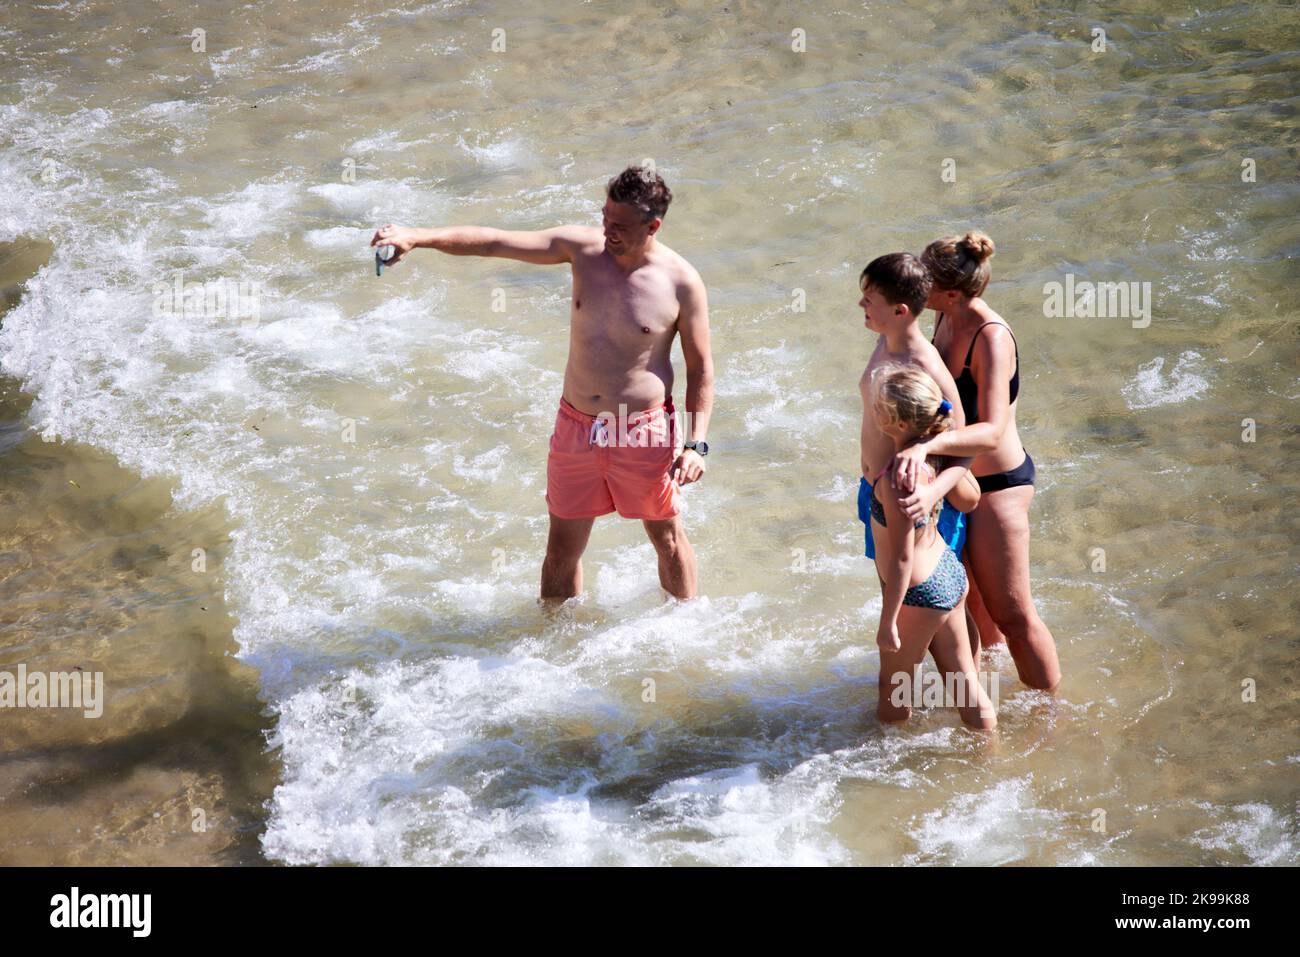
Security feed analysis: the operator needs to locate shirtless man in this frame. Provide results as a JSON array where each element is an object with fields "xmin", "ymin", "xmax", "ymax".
[{"xmin": 370, "ymin": 166, "xmax": 714, "ymax": 601}]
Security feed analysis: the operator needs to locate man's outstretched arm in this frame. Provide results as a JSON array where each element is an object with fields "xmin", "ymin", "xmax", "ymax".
[{"xmin": 369, "ymin": 224, "xmax": 593, "ymax": 266}]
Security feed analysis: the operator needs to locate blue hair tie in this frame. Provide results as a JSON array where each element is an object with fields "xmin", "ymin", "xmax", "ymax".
[{"xmin": 938, "ymin": 399, "xmax": 952, "ymax": 414}]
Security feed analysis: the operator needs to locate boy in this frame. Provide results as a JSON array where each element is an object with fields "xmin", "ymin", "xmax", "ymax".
[{"xmin": 856, "ymin": 252, "xmax": 979, "ymax": 598}]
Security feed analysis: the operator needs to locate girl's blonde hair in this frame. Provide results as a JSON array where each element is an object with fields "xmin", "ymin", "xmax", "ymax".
[
  {"xmin": 870, "ymin": 364, "xmax": 955, "ymax": 525},
  {"xmin": 921, "ymin": 230, "xmax": 995, "ymax": 298}
]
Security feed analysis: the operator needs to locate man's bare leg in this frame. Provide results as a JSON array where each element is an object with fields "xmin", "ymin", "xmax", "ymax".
[
  {"xmin": 541, "ymin": 513, "xmax": 596, "ymax": 602},
  {"xmin": 643, "ymin": 515, "xmax": 697, "ymax": 599}
]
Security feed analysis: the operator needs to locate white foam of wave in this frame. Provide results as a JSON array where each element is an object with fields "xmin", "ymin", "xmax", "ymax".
[
  {"xmin": 816, "ymin": 473, "xmax": 860, "ymax": 503},
  {"xmin": 186, "ymin": 180, "xmax": 301, "ymax": 240},
  {"xmin": 254, "ymin": 541, "xmax": 970, "ymax": 867},
  {"xmin": 718, "ymin": 340, "xmax": 803, "ymax": 393},
  {"xmin": 260, "ymin": 644, "xmax": 641, "ymax": 865},
  {"xmin": 1123, "ymin": 350, "xmax": 1210, "ymax": 409},
  {"xmin": 374, "ymin": 0, "xmax": 471, "ymax": 21},
  {"xmin": 500, "ymin": 180, "xmax": 592, "ymax": 219},
  {"xmin": 577, "ymin": 590, "xmax": 768, "ymax": 666},
  {"xmin": 134, "ymin": 99, "xmax": 206, "ymax": 124},
  {"xmin": 307, "ymin": 179, "xmax": 443, "ymax": 221},
  {"xmin": 457, "ymin": 134, "xmax": 526, "ymax": 169},
  {"xmin": 1177, "ymin": 223, "xmax": 1238, "ymax": 263},
  {"xmin": 261, "ymin": 620, "xmax": 922, "ymax": 865},
  {"xmin": 2, "ymin": 104, "xmax": 115, "ymax": 154},
  {"xmin": 905, "ymin": 777, "xmax": 1066, "ymax": 865},
  {"xmin": 304, "ymin": 225, "xmax": 372, "ymax": 251},
  {"xmin": 450, "ymin": 444, "xmax": 511, "ymax": 484},
  {"xmin": 0, "ymin": 98, "xmax": 481, "ymax": 695},
  {"xmin": 431, "ymin": 575, "xmax": 535, "ymax": 619},
  {"xmin": 348, "ymin": 130, "xmax": 434, "ymax": 154},
  {"xmin": 244, "ymin": 300, "xmax": 432, "ymax": 380},
  {"xmin": 800, "ymin": 551, "xmax": 860, "ymax": 578},
  {"xmin": 742, "ymin": 392, "xmax": 855, "ymax": 437},
  {"xmin": 589, "ymin": 543, "xmax": 680, "ymax": 609},
  {"xmin": 1188, "ymin": 802, "xmax": 1298, "ymax": 865},
  {"xmin": 282, "ymin": 37, "xmax": 381, "ymax": 75},
  {"xmin": 209, "ymin": 46, "xmax": 259, "ymax": 80},
  {"xmin": 638, "ymin": 762, "xmax": 847, "ymax": 866},
  {"xmin": 437, "ymin": 334, "xmax": 539, "ymax": 383}
]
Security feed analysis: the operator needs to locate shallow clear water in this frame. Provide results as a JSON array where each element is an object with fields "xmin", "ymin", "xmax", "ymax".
[{"xmin": 1, "ymin": 0, "xmax": 1297, "ymax": 865}]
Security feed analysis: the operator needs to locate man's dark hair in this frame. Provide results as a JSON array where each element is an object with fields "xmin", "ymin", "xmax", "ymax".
[
  {"xmin": 859, "ymin": 252, "xmax": 932, "ymax": 318},
  {"xmin": 606, "ymin": 165, "xmax": 672, "ymax": 222}
]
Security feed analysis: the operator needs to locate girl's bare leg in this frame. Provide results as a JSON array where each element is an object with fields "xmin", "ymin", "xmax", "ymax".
[
  {"xmin": 877, "ymin": 603, "xmax": 948, "ymax": 724},
  {"xmin": 927, "ymin": 595, "xmax": 997, "ymax": 730}
]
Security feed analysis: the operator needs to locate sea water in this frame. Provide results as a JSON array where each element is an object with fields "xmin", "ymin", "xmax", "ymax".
[{"xmin": 1, "ymin": 0, "xmax": 1296, "ymax": 866}]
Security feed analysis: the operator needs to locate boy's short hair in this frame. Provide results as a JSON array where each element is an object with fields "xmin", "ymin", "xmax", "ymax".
[{"xmin": 859, "ymin": 252, "xmax": 932, "ymax": 318}]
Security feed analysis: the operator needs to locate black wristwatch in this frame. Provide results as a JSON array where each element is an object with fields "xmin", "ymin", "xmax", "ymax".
[{"xmin": 684, "ymin": 440, "xmax": 709, "ymax": 456}]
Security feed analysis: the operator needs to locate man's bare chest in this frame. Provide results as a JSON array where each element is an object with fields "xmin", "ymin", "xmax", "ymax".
[{"xmin": 572, "ymin": 269, "xmax": 678, "ymax": 344}]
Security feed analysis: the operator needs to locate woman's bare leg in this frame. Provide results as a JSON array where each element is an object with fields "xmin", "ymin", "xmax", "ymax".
[
  {"xmin": 964, "ymin": 569, "xmax": 1006, "ymax": 653},
  {"xmin": 965, "ymin": 487, "xmax": 1061, "ymax": 692}
]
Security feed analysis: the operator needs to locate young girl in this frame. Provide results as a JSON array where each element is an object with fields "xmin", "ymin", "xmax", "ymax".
[{"xmin": 869, "ymin": 364, "xmax": 995, "ymax": 730}]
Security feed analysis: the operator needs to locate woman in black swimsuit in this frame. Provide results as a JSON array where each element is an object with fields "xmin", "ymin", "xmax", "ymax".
[{"xmin": 889, "ymin": 232, "xmax": 1060, "ymax": 692}]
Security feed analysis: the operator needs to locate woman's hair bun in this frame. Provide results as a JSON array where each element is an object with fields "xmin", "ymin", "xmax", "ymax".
[{"xmin": 960, "ymin": 231, "xmax": 995, "ymax": 262}]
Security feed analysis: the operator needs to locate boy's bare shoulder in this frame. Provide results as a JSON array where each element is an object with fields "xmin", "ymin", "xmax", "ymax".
[
  {"xmin": 859, "ymin": 340, "xmax": 885, "ymax": 392},
  {"xmin": 912, "ymin": 339, "xmax": 958, "ymax": 388}
]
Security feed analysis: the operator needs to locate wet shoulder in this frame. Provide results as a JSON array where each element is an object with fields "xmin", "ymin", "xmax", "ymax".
[
  {"xmin": 970, "ymin": 305, "xmax": 1017, "ymax": 364},
  {"xmin": 913, "ymin": 338, "xmax": 957, "ymax": 388},
  {"xmin": 655, "ymin": 244, "xmax": 703, "ymax": 295},
  {"xmin": 568, "ymin": 225, "xmax": 609, "ymax": 258}
]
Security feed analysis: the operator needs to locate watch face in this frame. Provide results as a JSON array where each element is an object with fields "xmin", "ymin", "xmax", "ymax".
[{"xmin": 695, "ymin": 441, "xmax": 709, "ymax": 456}]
